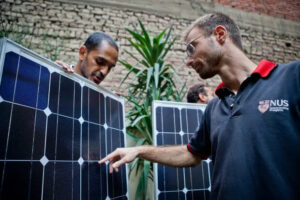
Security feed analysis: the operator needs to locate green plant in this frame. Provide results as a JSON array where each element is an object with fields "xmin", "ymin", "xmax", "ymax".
[{"xmin": 120, "ymin": 20, "xmax": 186, "ymax": 200}]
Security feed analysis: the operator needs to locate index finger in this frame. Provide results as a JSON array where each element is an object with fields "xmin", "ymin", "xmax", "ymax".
[{"xmin": 98, "ymin": 151, "xmax": 117, "ymax": 165}]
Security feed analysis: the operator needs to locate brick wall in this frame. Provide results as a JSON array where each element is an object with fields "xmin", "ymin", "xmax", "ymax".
[
  {"xmin": 214, "ymin": 0, "xmax": 300, "ymax": 22},
  {"xmin": 1, "ymin": 0, "xmax": 300, "ymax": 99}
]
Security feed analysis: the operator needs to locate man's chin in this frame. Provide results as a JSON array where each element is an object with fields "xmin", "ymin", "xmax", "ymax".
[
  {"xmin": 199, "ymin": 71, "xmax": 216, "ymax": 79},
  {"xmin": 90, "ymin": 76, "xmax": 101, "ymax": 84}
]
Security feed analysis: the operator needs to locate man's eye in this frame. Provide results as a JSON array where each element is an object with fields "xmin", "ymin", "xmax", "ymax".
[{"xmin": 96, "ymin": 59, "xmax": 104, "ymax": 65}]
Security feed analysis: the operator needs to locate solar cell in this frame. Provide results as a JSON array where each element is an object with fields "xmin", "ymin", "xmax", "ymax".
[
  {"xmin": 0, "ymin": 38, "xmax": 128, "ymax": 200},
  {"xmin": 153, "ymin": 101, "xmax": 211, "ymax": 200}
]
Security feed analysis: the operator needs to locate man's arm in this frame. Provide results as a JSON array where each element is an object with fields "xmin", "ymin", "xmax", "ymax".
[{"xmin": 98, "ymin": 145, "xmax": 202, "ymax": 173}]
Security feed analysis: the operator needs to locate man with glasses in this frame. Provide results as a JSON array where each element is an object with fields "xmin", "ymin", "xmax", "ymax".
[{"xmin": 99, "ymin": 12, "xmax": 300, "ymax": 199}]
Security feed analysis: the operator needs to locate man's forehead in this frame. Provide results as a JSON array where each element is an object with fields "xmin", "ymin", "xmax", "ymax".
[
  {"xmin": 93, "ymin": 41, "xmax": 118, "ymax": 61},
  {"xmin": 96, "ymin": 40, "xmax": 117, "ymax": 52},
  {"xmin": 185, "ymin": 27, "xmax": 203, "ymax": 43}
]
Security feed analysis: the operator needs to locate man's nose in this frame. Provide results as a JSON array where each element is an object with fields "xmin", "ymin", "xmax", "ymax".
[
  {"xmin": 186, "ymin": 57, "xmax": 193, "ymax": 67},
  {"xmin": 101, "ymin": 66, "xmax": 110, "ymax": 77}
]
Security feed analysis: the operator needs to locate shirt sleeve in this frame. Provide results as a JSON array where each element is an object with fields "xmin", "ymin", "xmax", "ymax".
[{"xmin": 187, "ymin": 107, "xmax": 211, "ymax": 159}]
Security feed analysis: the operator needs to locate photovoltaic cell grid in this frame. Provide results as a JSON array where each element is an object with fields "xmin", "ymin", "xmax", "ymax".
[
  {"xmin": 0, "ymin": 38, "xmax": 128, "ymax": 200},
  {"xmin": 153, "ymin": 100, "xmax": 212, "ymax": 200}
]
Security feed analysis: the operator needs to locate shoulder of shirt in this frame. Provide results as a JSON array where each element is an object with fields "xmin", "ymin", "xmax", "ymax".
[
  {"xmin": 276, "ymin": 60, "xmax": 300, "ymax": 73},
  {"xmin": 274, "ymin": 61, "xmax": 300, "ymax": 86}
]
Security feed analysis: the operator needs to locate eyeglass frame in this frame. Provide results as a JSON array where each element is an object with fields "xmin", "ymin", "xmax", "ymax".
[{"xmin": 185, "ymin": 35, "xmax": 204, "ymax": 58}]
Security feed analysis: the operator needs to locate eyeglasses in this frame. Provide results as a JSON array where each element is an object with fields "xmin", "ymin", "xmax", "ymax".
[{"xmin": 186, "ymin": 35, "xmax": 203, "ymax": 57}]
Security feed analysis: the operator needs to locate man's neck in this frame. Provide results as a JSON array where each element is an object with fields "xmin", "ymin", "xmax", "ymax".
[
  {"xmin": 74, "ymin": 61, "xmax": 83, "ymax": 76},
  {"xmin": 218, "ymin": 47, "xmax": 257, "ymax": 93}
]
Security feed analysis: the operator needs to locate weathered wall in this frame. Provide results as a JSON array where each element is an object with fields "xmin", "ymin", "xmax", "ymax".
[
  {"xmin": 1, "ymin": 0, "xmax": 300, "ymax": 97},
  {"xmin": 214, "ymin": 0, "xmax": 300, "ymax": 22}
]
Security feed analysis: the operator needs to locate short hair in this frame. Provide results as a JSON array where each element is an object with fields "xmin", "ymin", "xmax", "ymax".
[
  {"xmin": 84, "ymin": 32, "xmax": 119, "ymax": 52},
  {"xmin": 187, "ymin": 84, "xmax": 207, "ymax": 103},
  {"xmin": 184, "ymin": 12, "xmax": 243, "ymax": 50}
]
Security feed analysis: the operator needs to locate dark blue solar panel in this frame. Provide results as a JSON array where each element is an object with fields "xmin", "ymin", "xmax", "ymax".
[
  {"xmin": 107, "ymin": 128, "xmax": 127, "ymax": 198},
  {"xmin": 43, "ymin": 162, "xmax": 80, "ymax": 200},
  {"xmin": 48, "ymin": 72, "xmax": 81, "ymax": 118},
  {"xmin": 0, "ymin": 102, "xmax": 12, "ymax": 159},
  {"xmin": 181, "ymin": 108, "xmax": 203, "ymax": 133},
  {"xmin": 154, "ymin": 102, "xmax": 211, "ymax": 200},
  {"xmin": 82, "ymin": 162, "xmax": 107, "ymax": 200},
  {"xmin": 1, "ymin": 162, "xmax": 43, "ymax": 200},
  {"xmin": 185, "ymin": 162, "xmax": 210, "ymax": 189},
  {"xmin": 107, "ymin": 128, "xmax": 125, "ymax": 154},
  {"xmin": 37, "ymin": 66, "xmax": 50, "ymax": 110},
  {"xmin": 82, "ymin": 87, "xmax": 105, "ymax": 125},
  {"xmin": 0, "ymin": 52, "xmax": 19, "ymax": 101},
  {"xmin": 53, "ymin": 116, "xmax": 78, "ymax": 160},
  {"xmin": 0, "ymin": 52, "xmax": 50, "ymax": 110},
  {"xmin": 49, "ymin": 72, "xmax": 59, "ymax": 113},
  {"xmin": 157, "ymin": 133, "xmax": 184, "ymax": 191},
  {"xmin": 108, "ymin": 164, "xmax": 127, "ymax": 198},
  {"xmin": 106, "ymin": 97, "xmax": 124, "ymax": 129},
  {"xmin": 209, "ymin": 161, "xmax": 213, "ymax": 183},
  {"xmin": 156, "ymin": 107, "xmax": 180, "ymax": 132},
  {"xmin": 182, "ymin": 134, "xmax": 210, "ymax": 190},
  {"xmin": 0, "ymin": 162, "xmax": 3, "ymax": 196},
  {"xmin": 82, "ymin": 122, "xmax": 106, "ymax": 160},
  {"xmin": 74, "ymin": 82, "xmax": 81, "ymax": 118},
  {"xmin": 186, "ymin": 190, "xmax": 210, "ymax": 200},
  {"xmin": 59, "ymin": 75, "xmax": 75, "ymax": 117},
  {"xmin": 14, "ymin": 56, "xmax": 40, "ymax": 108},
  {"xmin": 158, "ymin": 192, "xmax": 185, "ymax": 200},
  {"xmin": 7, "ymin": 105, "xmax": 46, "ymax": 160},
  {"xmin": 46, "ymin": 115, "xmax": 80, "ymax": 160},
  {"xmin": 0, "ymin": 39, "xmax": 128, "ymax": 200},
  {"xmin": 112, "ymin": 196, "xmax": 128, "ymax": 200}
]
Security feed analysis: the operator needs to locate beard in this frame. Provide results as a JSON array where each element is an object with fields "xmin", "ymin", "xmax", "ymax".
[
  {"xmin": 79, "ymin": 60, "xmax": 89, "ymax": 79},
  {"xmin": 193, "ymin": 57, "xmax": 220, "ymax": 79},
  {"xmin": 195, "ymin": 43, "xmax": 222, "ymax": 79}
]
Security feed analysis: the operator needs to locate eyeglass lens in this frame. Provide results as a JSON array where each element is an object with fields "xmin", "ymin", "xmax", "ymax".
[{"xmin": 186, "ymin": 44, "xmax": 195, "ymax": 57}]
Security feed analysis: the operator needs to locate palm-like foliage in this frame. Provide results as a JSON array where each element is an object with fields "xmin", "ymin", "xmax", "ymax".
[{"xmin": 120, "ymin": 20, "xmax": 186, "ymax": 200}]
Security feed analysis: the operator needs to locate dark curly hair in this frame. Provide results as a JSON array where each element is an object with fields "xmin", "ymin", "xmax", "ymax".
[{"xmin": 187, "ymin": 84, "xmax": 206, "ymax": 103}]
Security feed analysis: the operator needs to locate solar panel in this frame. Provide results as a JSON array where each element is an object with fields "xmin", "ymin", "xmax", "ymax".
[
  {"xmin": 153, "ymin": 100, "xmax": 212, "ymax": 200},
  {"xmin": 0, "ymin": 38, "xmax": 128, "ymax": 200}
]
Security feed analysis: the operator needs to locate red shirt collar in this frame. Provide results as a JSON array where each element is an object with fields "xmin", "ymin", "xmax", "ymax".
[{"xmin": 215, "ymin": 59, "xmax": 277, "ymax": 92}]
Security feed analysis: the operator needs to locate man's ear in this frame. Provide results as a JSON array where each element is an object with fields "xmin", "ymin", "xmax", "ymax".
[
  {"xmin": 199, "ymin": 93, "xmax": 207, "ymax": 103},
  {"xmin": 213, "ymin": 25, "xmax": 227, "ymax": 45},
  {"xmin": 79, "ymin": 45, "xmax": 87, "ymax": 60}
]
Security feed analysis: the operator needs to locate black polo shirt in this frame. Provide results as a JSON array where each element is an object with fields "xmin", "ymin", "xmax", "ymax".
[{"xmin": 187, "ymin": 60, "xmax": 300, "ymax": 200}]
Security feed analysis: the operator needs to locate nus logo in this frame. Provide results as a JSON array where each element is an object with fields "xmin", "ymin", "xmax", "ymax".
[{"xmin": 258, "ymin": 99, "xmax": 289, "ymax": 113}]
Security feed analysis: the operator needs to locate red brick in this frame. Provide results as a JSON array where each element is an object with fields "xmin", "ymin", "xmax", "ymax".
[{"xmin": 213, "ymin": 0, "xmax": 300, "ymax": 22}]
